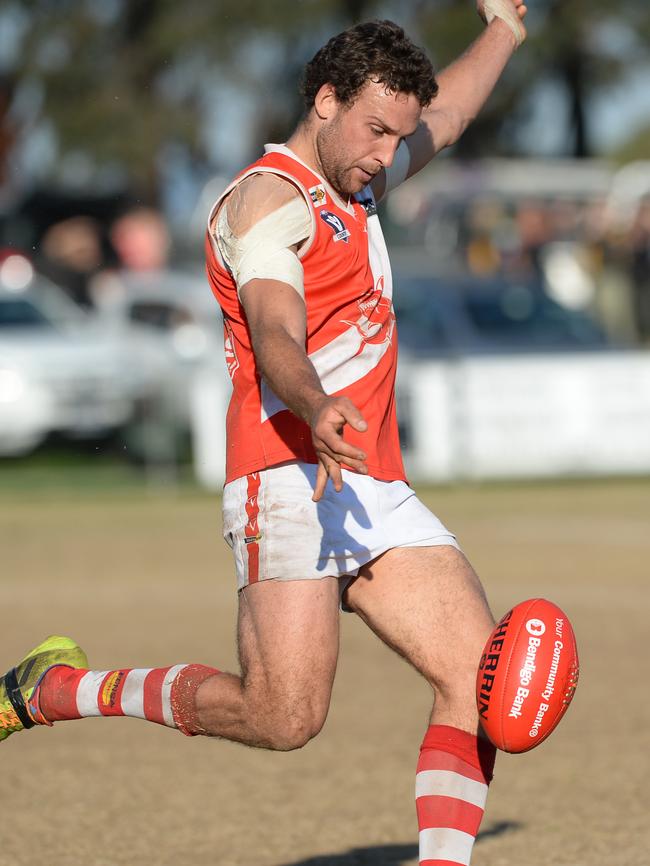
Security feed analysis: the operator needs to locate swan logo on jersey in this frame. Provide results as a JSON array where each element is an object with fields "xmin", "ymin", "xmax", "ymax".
[
  {"xmin": 342, "ymin": 277, "xmax": 395, "ymax": 353},
  {"xmin": 320, "ymin": 210, "xmax": 351, "ymax": 243},
  {"xmin": 309, "ymin": 184, "xmax": 327, "ymax": 207}
]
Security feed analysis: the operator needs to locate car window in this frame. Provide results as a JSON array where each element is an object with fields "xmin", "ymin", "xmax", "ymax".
[
  {"xmin": 394, "ymin": 273, "xmax": 609, "ymax": 353},
  {"xmin": 129, "ymin": 302, "xmax": 194, "ymax": 331},
  {"xmin": 0, "ymin": 298, "xmax": 53, "ymax": 329},
  {"xmin": 463, "ymin": 284, "xmax": 606, "ymax": 348}
]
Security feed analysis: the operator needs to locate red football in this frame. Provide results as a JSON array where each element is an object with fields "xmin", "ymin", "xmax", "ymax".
[{"xmin": 476, "ymin": 598, "xmax": 579, "ymax": 753}]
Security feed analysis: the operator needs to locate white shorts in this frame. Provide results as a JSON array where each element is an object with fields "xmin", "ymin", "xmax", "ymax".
[{"xmin": 222, "ymin": 462, "xmax": 459, "ymax": 592}]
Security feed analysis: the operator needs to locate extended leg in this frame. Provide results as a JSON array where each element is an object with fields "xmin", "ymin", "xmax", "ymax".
[
  {"xmin": 3, "ymin": 577, "xmax": 340, "ymax": 752},
  {"xmin": 343, "ymin": 545, "xmax": 496, "ymax": 866}
]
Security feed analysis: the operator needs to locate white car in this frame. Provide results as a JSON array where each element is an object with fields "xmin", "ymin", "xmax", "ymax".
[
  {"xmin": 0, "ymin": 266, "xmax": 169, "ymax": 456},
  {"xmin": 94, "ymin": 269, "xmax": 227, "ymax": 424}
]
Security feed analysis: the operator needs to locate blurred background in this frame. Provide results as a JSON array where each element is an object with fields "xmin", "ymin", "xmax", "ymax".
[{"xmin": 1, "ymin": 0, "xmax": 650, "ymax": 489}]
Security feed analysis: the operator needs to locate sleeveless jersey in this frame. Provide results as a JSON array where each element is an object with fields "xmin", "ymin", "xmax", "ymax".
[{"xmin": 205, "ymin": 144, "xmax": 406, "ymax": 485}]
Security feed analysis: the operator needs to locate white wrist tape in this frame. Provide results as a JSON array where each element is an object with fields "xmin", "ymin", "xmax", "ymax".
[
  {"xmin": 483, "ymin": 0, "xmax": 526, "ymax": 47},
  {"xmin": 216, "ymin": 197, "xmax": 310, "ymax": 298}
]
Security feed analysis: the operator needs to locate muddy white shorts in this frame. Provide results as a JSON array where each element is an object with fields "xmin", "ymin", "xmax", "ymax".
[{"xmin": 222, "ymin": 461, "xmax": 459, "ymax": 591}]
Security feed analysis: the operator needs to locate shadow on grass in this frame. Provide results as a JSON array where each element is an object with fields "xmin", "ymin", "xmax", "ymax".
[{"xmin": 276, "ymin": 820, "xmax": 522, "ymax": 865}]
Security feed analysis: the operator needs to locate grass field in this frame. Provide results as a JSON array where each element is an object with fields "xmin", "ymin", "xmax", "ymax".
[{"xmin": 1, "ymin": 478, "xmax": 649, "ymax": 866}]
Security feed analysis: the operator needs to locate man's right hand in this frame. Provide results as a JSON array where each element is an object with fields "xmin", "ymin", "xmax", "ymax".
[{"xmin": 311, "ymin": 396, "xmax": 368, "ymax": 502}]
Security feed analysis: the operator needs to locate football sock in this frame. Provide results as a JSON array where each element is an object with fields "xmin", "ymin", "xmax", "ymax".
[
  {"xmin": 416, "ymin": 724, "xmax": 496, "ymax": 866},
  {"xmin": 32, "ymin": 663, "xmax": 220, "ymax": 736}
]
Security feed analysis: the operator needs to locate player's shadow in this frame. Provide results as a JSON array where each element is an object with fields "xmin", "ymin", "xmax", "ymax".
[
  {"xmin": 295, "ymin": 464, "xmax": 373, "ymax": 574},
  {"xmin": 275, "ymin": 821, "xmax": 521, "ymax": 865}
]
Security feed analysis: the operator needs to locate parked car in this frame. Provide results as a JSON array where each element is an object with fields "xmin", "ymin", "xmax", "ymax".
[
  {"xmin": 94, "ymin": 269, "xmax": 227, "ymax": 425},
  {"xmin": 392, "ymin": 271, "xmax": 610, "ymax": 357},
  {"xmin": 389, "ymin": 268, "xmax": 616, "ymax": 458},
  {"xmin": 0, "ymin": 268, "xmax": 169, "ymax": 456}
]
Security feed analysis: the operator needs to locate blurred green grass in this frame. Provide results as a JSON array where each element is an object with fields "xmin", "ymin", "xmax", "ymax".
[
  {"xmin": 0, "ymin": 440, "xmax": 198, "ymax": 498},
  {"xmin": 2, "ymin": 441, "xmax": 650, "ymax": 507}
]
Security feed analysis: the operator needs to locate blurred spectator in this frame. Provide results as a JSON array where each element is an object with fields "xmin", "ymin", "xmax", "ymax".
[
  {"xmin": 589, "ymin": 225, "xmax": 637, "ymax": 345},
  {"xmin": 514, "ymin": 200, "xmax": 551, "ymax": 277},
  {"xmin": 91, "ymin": 205, "xmax": 171, "ymax": 308},
  {"xmin": 109, "ymin": 207, "xmax": 170, "ymax": 271},
  {"xmin": 37, "ymin": 215, "xmax": 104, "ymax": 307},
  {"xmin": 465, "ymin": 199, "xmax": 504, "ymax": 276}
]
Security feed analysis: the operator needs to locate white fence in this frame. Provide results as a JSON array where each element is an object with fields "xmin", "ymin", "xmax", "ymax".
[{"xmin": 192, "ymin": 351, "xmax": 650, "ymax": 489}]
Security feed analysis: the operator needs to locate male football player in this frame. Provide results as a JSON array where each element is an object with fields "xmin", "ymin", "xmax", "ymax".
[{"xmin": 2, "ymin": 5, "xmax": 527, "ymax": 864}]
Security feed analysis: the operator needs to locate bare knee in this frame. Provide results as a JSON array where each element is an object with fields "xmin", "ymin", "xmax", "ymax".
[
  {"xmin": 240, "ymin": 675, "xmax": 331, "ymax": 751},
  {"xmin": 259, "ymin": 698, "xmax": 329, "ymax": 751}
]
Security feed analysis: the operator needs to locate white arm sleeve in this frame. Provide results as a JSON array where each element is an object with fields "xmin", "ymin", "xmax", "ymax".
[{"xmin": 216, "ymin": 194, "xmax": 312, "ymax": 298}]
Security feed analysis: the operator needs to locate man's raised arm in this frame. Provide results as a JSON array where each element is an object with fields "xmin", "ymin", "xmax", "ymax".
[{"xmin": 377, "ymin": 0, "xmax": 527, "ymax": 194}]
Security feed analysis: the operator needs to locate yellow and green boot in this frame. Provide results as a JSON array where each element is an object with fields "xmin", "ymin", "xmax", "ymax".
[{"xmin": 0, "ymin": 636, "xmax": 88, "ymax": 741}]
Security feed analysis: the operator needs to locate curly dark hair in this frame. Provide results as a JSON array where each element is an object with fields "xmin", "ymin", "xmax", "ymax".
[{"xmin": 301, "ymin": 20, "xmax": 438, "ymax": 113}]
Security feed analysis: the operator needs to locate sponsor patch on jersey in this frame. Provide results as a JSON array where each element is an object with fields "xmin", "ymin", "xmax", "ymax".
[
  {"xmin": 309, "ymin": 184, "xmax": 327, "ymax": 207},
  {"xmin": 320, "ymin": 210, "xmax": 351, "ymax": 243}
]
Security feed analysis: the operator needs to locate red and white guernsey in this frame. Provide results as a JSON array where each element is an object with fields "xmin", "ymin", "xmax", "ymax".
[{"xmin": 206, "ymin": 144, "xmax": 406, "ymax": 485}]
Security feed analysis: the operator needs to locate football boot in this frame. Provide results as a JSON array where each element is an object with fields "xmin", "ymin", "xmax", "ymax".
[{"xmin": 0, "ymin": 635, "xmax": 88, "ymax": 741}]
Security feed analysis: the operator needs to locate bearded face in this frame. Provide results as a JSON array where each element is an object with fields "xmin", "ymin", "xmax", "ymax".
[{"xmin": 313, "ymin": 81, "xmax": 421, "ymax": 198}]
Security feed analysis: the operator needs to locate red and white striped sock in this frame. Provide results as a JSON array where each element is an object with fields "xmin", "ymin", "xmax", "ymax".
[
  {"xmin": 416, "ymin": 724, "xmax": 496, "ymax": 866},
  {"xmin": 32, "ymin": 663, "xmax": 220, "ymax": 736}
]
